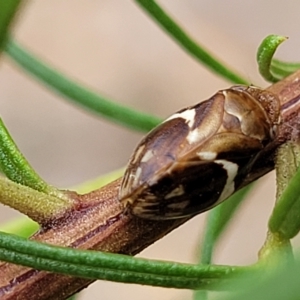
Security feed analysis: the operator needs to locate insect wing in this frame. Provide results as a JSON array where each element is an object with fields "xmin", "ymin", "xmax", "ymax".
[
  {"xmin": 119, "ymin": 93, "xmax": 226, "ymax": 203},
  {"xmin": 119, "ymin": 86, "xmax": 280, "ymax": 219}
]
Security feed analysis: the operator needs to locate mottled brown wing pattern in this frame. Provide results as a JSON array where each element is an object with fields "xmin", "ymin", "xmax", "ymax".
[{"xmin": 119, "ymin": 85, "xmax": 280, "ymax": 220}]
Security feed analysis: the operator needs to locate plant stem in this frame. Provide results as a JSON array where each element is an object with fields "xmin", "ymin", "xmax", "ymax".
[
  {"xmin": 268, "ymin": 143, "xmax": 300, "ymax": 238},
  {"xmin": 1, "ymin": 70, "xmax": 300, "ymax": 299},
  {"xmin": 0, "ymin": 177, "xmax": 73, "ymax": 225}
]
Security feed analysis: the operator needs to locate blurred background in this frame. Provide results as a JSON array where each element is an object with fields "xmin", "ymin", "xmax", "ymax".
[{"xmin": 0, "ymin": 1, "xmax": 300, "ymax": 299}]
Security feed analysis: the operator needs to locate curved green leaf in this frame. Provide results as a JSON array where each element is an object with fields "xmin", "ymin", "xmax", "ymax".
[
  {"xmin": 0, "ymin": 231, "xmax": 249, "ymax": 290},
  {"xmin": 5, "ymin": 39, "xmax": 161, "ymax": 133},
  {"xmin": 135, "ymin": 0, "xmax": 248, "ymax": 84},
  {"xmin": 257, "ymin": 35, "xmax": 288, "ymax": 82}
]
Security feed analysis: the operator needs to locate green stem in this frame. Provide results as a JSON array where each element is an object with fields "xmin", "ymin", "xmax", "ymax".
[
  {"xmin": 268, "ymin": 143, "xmax": 300, "ymax": 239},
  {"xmin": 194, "ymin": 186, "xmax": 252, "ymax": 300},
  {"xmin": 258, "ymin": 231, "xmax": 293, "ymax": 266},
  {"xmin": 135, "ymin": 0, "xmax": 248, "ymax": 84},
  {"xmin": 200, "ymin": 186, "xmax": 252, "ymax": 265},
  {"xmin": 4, "ymin": 39, "xmax": 161, "ymax": 133},
  {"xmin": 0, "ymin": 177, "xmax": 73, "ymax": 224}
]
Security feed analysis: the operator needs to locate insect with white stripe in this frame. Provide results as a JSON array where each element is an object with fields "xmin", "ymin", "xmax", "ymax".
[{"xmin": 119, "ymin": 85, "xmax": 280, "ymax": 220}]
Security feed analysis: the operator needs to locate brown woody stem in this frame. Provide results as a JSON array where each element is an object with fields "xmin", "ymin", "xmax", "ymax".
[
  {"xmin": 0, "ymin": 179, "xmax": 191, "ymax": 299},
  {"xmin": 1, "ymin": 71, "xmax": 300, "ymax": 300}
]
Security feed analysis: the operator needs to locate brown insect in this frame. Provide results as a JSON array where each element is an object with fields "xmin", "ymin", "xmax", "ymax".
[{"xmin": 119, "ymin": 85, "xmax": 280, "ymax": 220}]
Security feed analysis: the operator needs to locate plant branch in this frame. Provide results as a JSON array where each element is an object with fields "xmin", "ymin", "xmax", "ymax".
[
  {"xmin": 0, "ymin": 179, "xmax": 191, "ymax": 299},
  {"xmin": 0, "ymin": 177, "xmax": 73, "ymax": 225},
  {"xmin": 1, "ymin": 71, "xmax": 300, "ymax": 299}
]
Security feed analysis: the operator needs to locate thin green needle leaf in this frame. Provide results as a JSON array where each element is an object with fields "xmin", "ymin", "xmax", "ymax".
[
  {"xmin": 0, "ymin": 118, "xmax": 69, "ymax": 202},
  {"xmin": 270, "ymin": 64, "xmax": 292, "ymax": 78},
  {"xmin": 4, "ymin": 39, "xmax": 161, "ymax": 133},
  {"xmin": 135, "ymin": 0, "xmax": 248, "ymax": 85},
  {"xmin": 268, "ymin": 162, "xmax": 300, "ymax": 239},
  {"xmin": 194, "ymin": 186, "xmax": 252, "ymax": 300},
  {"xmin": 0, "ymin": 118, "xmax": 51, "ymax": 192},
  {"xmin": 0, "ymin": 231, "xmax": 249, "ymax": 290},
  {"xmin": 0, "ymin": 217, "xmax": 38, "ymax": 237},
  {"xmin": 200, "ymin": 185, "xmax": 252, "ymax": 265},
  {"xmin": 0, "ymin": 249, "xmax": 223, "ymax": 290},
  {"xmin": 257, "ymin": 35, "xmax": 287, "ymax": 83},
  {"xmin": 270, "ymin": 59, "xmax": 300, "ymax": 79},
  {"xmin": 271, "ymin": 58, "xmax": 300, "ymax": 71},
  {"xmin": 0, "ymin": 0, "xmax": 22, "ymax": 51}
]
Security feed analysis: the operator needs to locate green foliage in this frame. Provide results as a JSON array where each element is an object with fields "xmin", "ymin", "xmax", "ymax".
[
  {"xmin": 269, "ymin": 143, "xmax": 300, "ymax": 239},
  {"xmin": 0, "ymin": 0, "xmax": 21, "ymax": 49},
  {"xmin": 135, "ymin": 0, "xmax": 248, "ymax": 84},
  {"xmin": 0, "ymin": 1, "xmax": 300, "ymax": 300},
  {"xmin": 0, "ymin": 231, "xmax": 249, "ymax": 289},
  {"xmin": 257, "ymin": 35, "xmax": 300, "ymax": 82},
  {"xmin": 0, "ymin": 118, "xmax": 66, "ymax": 198},
  {"xmin": 5, "ymin": 39, "xmax": 161, "ymax": 133}
]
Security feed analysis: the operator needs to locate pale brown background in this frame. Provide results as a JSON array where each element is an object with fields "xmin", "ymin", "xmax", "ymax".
[{"xmin": 0, "ymin": 1, "xmax": 300, "ymax": 299}]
